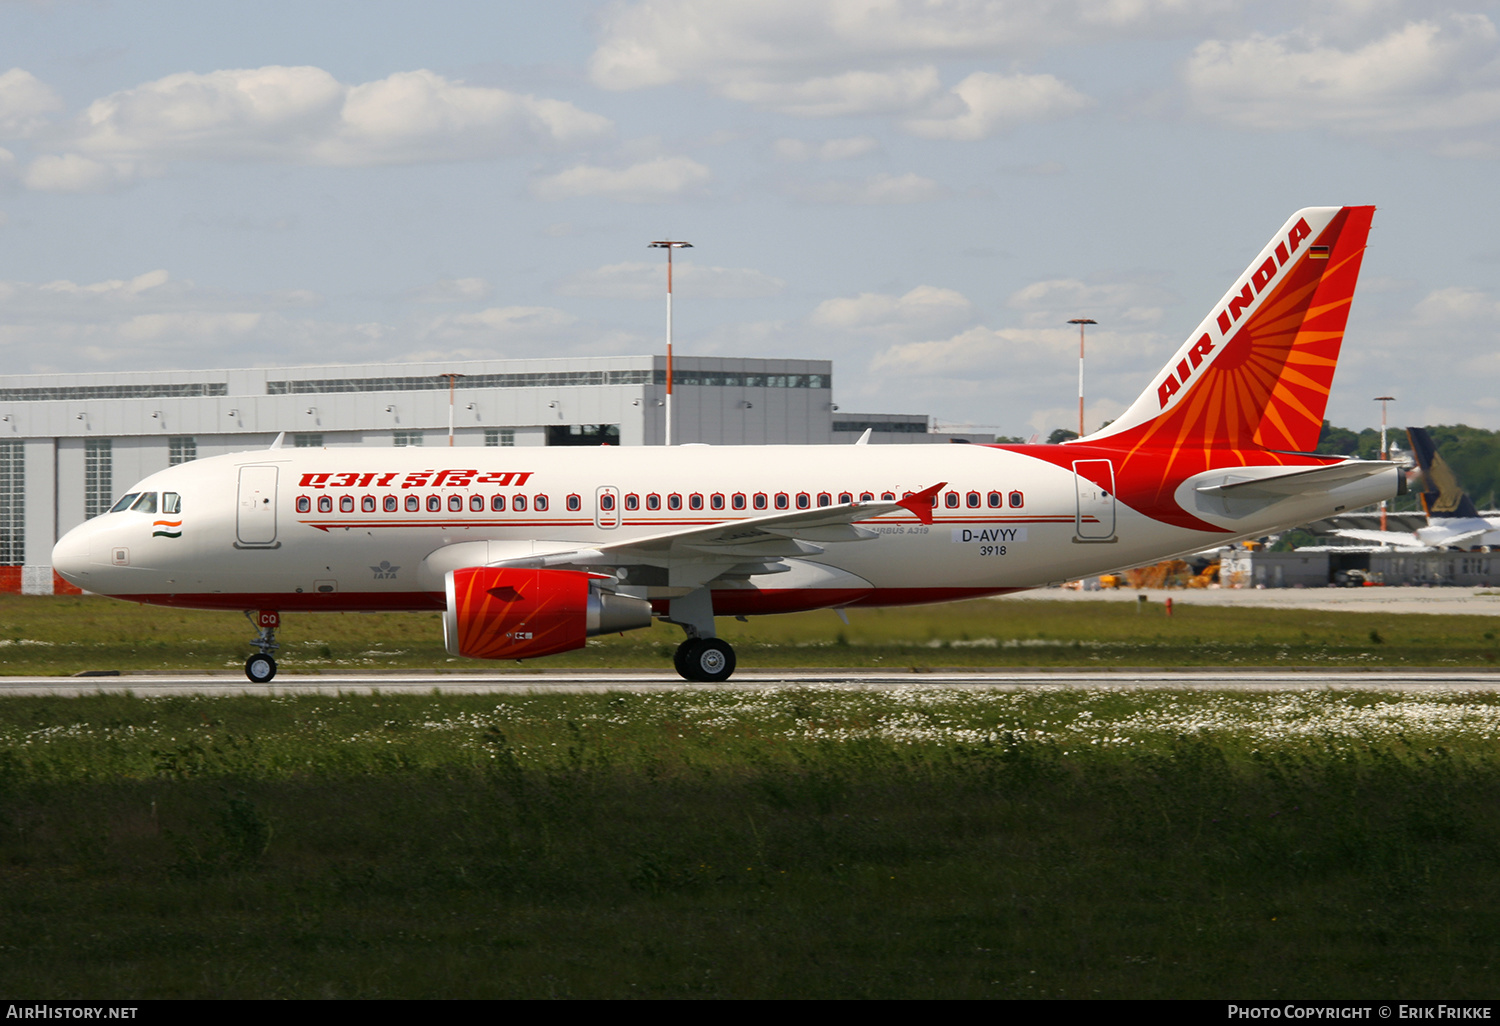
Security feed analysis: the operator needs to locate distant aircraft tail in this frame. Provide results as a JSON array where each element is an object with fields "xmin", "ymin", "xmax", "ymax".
[
  {"xmin": 1088, "ymin": 206, "xmax": 1375, "ymax": 456},
  {"xmin": 1407, "ymin": 427, "xmax": 1481, "ymax": 519}
]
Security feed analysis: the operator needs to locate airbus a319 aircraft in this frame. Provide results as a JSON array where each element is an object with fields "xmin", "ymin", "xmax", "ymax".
[{"xmin": 53, "ymin": 206, "xmax": 1401, "ymax": 683}]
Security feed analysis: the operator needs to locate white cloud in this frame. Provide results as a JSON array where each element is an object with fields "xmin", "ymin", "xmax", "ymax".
[
  {"xmin": 1185, "ymin": 15, "xmax": 1500, "ymax": 151},
  {"xmin": 556, "ymin": 261, "xmax": 785, "ymax": 299},
  {"xmin": 32, "ymin": 65, "xmax": 611, "ymax": 177},
  {"xmin": 784, "ymin": 171, "xmax": 944, "ymax": 204},
  {"xmin": 21, "ymin": 153, "xmax": 131, "ymax": 192},
  {"xmin": 1412, "ymin": 285, "xmax": 1500, "ymax": 322},
  {"xmin": 772, "ymin": 135, "xmax": 880, "ymax": 161},
  {"xmin": 902, "ymin": 71, "xmax": 1091, "ymax": 140},
  {"xmin": 419, "ymin": 305, "xmax": 580, "ymax": 342},
  {"xmin": 811, "ymin": 285, "xmax": 975, "ymax": 337},
  {"xmin": 406, "ymin": 278, "xmax": 493, "ymax": 304},
  {"xmin": 0, "ymin": 68, "xmax": 63, "ymax": 138},
  {"xmin": 1006, "ymin": 278, "xmax": 1175, "ymax": 327},
  {"xmin": 530, "ymin": 156, "xmax": 712, "ymax": 202},
  {"xmin": 724, "ymin": 66, "xmax": 942, "ymax": 117}
]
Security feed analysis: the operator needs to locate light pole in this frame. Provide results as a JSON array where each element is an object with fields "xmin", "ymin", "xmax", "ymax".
[
  {"xmin": 1068, "ymin": 318, "xmax": 1096, "ymax": 438},
  {"xmin": 649, "ymin": 240, "xmax": 692, "ymax": 445},
  {"xmin": 1375, "ymin": 395, "xmax": 1395, "ymax": 531},
  {"xmin": 439, "ymin": 373, "xmax": 464, "ymax": 446}
]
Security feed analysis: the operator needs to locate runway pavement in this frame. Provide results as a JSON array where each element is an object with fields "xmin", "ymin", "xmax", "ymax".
[
  {"xmin": 5, "ymin": 668, "xmax": 1500, "ymax": 696},
  {"xmin": 1005, "ymin": 585, "xmax": 1500, "ymax": 616}
]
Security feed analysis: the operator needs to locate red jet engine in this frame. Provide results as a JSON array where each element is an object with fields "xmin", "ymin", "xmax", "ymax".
[{"xmin": 443, "ymin": 567, "xmax": 653, "ymax": 660}]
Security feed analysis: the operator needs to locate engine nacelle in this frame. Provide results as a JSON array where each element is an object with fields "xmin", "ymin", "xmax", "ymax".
[{"xmin": 443, "ymin": 567, "xmax": 653, "ymax": 660}]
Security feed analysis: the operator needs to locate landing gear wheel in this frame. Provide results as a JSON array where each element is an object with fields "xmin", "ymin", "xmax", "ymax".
[
  {"xmin": 675, "ymin": 638, "xmax": 736, "ymax": 683},
  {"xmin": 245, "ymin": 653, "xmax": 277, "ymax": 684},
  {"xmin": 673, "ymin": 638, "xmax": 704, "ymax": 679}
]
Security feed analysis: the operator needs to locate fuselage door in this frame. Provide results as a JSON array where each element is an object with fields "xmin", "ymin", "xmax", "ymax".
[
  {"xmin": 595, "ymin": 485, "xmax": 621, "ymax": 530},
  {"xmin": 1073, "ymin": 459, "xmax": 1116, "ymax": 541},
  {"xmin": 237, "ymin": 465, "xmax": 279, "ymax": 546}
]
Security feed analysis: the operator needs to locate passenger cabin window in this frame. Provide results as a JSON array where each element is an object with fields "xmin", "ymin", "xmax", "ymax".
[
  {"xmin": 567, "ymin": 494, "xmax": 581, "ymax": 512},
  {"xmin": 753, "ymin": 493, "xmax": 768, "ymax": 510},
  {"xmin": 796, "ymin": 493, "xmax": 810, "ymax": 510},
  {"xmin": 470, "ymin": 495, "xmax": 484, "ymax": 512},
  {"xmin": 710, "ymin": 493, "xmax": 724, "ymax": 511},
  {"xmin": 988, "ymin": 491, "xmax": 1002, "ymax": 508},
  {"xmin": 491, "ymin": 495, "xmax": 505, "ymax": 512},
  {"xmin": 817, "ymin": 492, "xmax": 832, "ymax": 507},
  {"xmin": 625, "ymin": 494, "xmax": 639, "ymax": 511},
  {"xmin": 600, "ymin": 494, "xmax": 615, "ymax": 512},
  {"xmin": 1009, "ymin": 491, "xmax": 1024, "ymax": 508},
  {"xmin": 646, "ymin": 494, "xmax": 660, "ymax": 511},
  {"xmin": 668, "ymin": 494, "xmax": 682, "ymax": 511},
  {"xmin": 297, "ymin": 496, "xmax": 311, "ymax": 513},
  {"xmin": 131, "ymin": 492, "xmax": 158, "ymax": 514},
  {"xmin": 967, "ymin": 491, "xmax": 980, "ymax": 508},
  {"xmin": 732, "ymin": 493, "xmax": 746, "ymax": 510},
  {"xmin": 362, "ymin": 496, "xmax": 376, "ymax": 513},
  {"xmin": 162, "ymin": 493, "xmax": 182, "ymax": 514},
  {"xmin": 385, "ymin": 496, "xmax": 398, "ymax": 512},
  {"xmin": 514, "ymin": 495, "xmax": 527, "ymax": 512},
  {"xmin": 406, "ymin": 495, "xmax": 420, "ymax": 512},
  {"xmin": 341, "ymin": 496, "xmax": 355, "ymax": 513},
  {"xmin": 318, "ymin": 496, "xmax": 333, "ymax": 513},
  {"xmin": 448, "ymin": 495, "xmax": 463, "ymax": 512},
  {"xmin": 534, "ymin": 495, "xmax": 549, "ymax": 511},
  {"xmin": 881, "ymin": 492, "xmax": 895, "ymax": 501},
  {"xmin": 689, "ymin": 493, "xmax": 703, "ymax": 511},
  {"xmin": 860, "ymin": 492, "xmax": 874, "ymax": 502},
  {"xmin": 775, "ymin": 493, "xmax": 789, "ymax": 510},
  {"xmin": 838, "ymin": 493, "xmax": 852, "ymax": 505},
  {"xmin": 427, "ymin": 495, "xmax": 442, "ymax": 512},
  {"xmin": 110, "ymin": 493, "xmax": 140, "ymax": 513},
  {"xmin": 944, "ymin": 491, "xmax": 959, "ymax": 509}
]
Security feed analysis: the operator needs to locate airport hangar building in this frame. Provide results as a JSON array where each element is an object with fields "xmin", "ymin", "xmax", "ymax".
[{"xmin": 0, "ymin": 354, "xmax": 983, "ymax": 594}]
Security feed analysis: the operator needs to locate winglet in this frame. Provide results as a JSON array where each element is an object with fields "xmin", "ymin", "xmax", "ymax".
[{"xmin": 897, "ymin": 482, "xmax": 946, "ymax": 525}]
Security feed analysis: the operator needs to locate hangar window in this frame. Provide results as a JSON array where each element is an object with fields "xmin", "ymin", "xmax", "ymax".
[
  {"xmin": 341, "ymin": 496, "xmax": 355, "ymax": 513},
  {"xmin": 491, "ymin": 495, "xmax": 505, "ymax": 512},
  {"xmin": 318, "ymin": 496, "xmax": 332, "ymax": 513},
  {"xmin": 732, "ymin": 493, "xmax": 746, "ymax": 510},
  {"xmin": 534, "ymin": 495, "xmax": 549, "ymax": 512},
  {"xmin": 1009, "ymin": 490, "xmax": 1024, "ymax": 508},
  {"xmin": 775, "ymin": 493, "xmax": 789, "ymax": 510},
  {"xmin": 689, "ymin": 493, "xmax": 703, "ymax": 511},
  {"xmin": 362, "ymin": 496, "xmax": 376, "ymax": 513},
  {"xmin": 427, "ymin": 495, "xmax": 442, "ymax": 512},
  {"xmin": 296, "ymin": 496, "xmax": 311, "ymax": 513},
  {"xmin": 470, "ymin": 495, "xmax": 484, "ymax": 512},
  {"xmin": 710, "ymin": 493, "xmax": 724, "ymax": 511},
  {"xmin": 646, "ymin": 493, "xmax": 660, "ymax": 511},
  {"xmin": 753, "ymin": 493, "xmax": 768, "ymax": 510},
  {"xmin": 384, "ymin": 496, "xmax": 398, "ymax": 512},
  {"xmin": 513, "ymin": 495, "xmax": 527, "ymax": 512},
  {"xmin": 405, "ymin": 495, "xmax": 420, "ymax": 512},
  {"xmin": 448, "ymin": 494, "xmax": 463, "ymax": 512},
  {"xmin": 668, "ymin": 493, "xmax": 682, "ymax": 511},
  {"xmin": 567, "ymin": 494, "xmax": 581, "ymax": 512}
]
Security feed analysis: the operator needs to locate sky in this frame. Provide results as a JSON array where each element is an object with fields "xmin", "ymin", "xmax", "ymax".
[{"xmin": 1, "ymin": 0, "xmax": 1498, "ymax": 439}]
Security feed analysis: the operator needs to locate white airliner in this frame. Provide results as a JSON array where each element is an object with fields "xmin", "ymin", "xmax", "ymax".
[
  {"xmin": 52, "ymin": 206, "xmax": 1402, "ymax": 683},
  {"xmin": 1334, "ymin": 427, "xmax": 1500, "ymax": 550}
]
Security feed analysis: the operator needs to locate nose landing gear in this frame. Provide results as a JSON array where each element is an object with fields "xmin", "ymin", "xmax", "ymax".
[{"xmin": 243, "ymin": 609, "xmax": 280, "ymax": 684}]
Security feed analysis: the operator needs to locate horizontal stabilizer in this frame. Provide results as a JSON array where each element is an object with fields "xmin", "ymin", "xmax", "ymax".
[{"xmin": 1195, "ymin": 460, "xmax": 1395, "ymax": 500}]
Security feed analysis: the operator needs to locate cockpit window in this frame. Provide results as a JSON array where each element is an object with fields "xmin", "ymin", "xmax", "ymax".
[
  {"xmin": 109, "ymin": 493, "xmax": 140, "ymax": 513},
  {"xmin": 130, "ymin": 492, "xmax": 158, "ymax": 514},
  {"xmin": 162, "ymin": 492, "xmax": 182, "ymax": 514}
]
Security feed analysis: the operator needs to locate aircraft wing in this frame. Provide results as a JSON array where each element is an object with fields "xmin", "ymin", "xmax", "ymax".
[
  {"xmin": 1331, "ymin": 528, "xmax": 1425, "ymax": 549},
  {"xmin": 485, "ymin": 482, "xmax": 946, "ymax": 585}
]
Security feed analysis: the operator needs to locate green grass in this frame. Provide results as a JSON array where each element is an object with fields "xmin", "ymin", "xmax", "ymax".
[
  {"xmin": 2, "ymin": 594, "xmax": 1499, "ymax": 675},
  {"xmin": 3, "ymin": 687, "xmax": 1500, "ymax": 997}
]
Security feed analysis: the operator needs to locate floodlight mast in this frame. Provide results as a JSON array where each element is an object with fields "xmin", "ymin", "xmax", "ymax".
[
  {"xmin": 1375, "ymin": 395, "xmax": 1396, "ymax": 533},
  {"xmin": 1067, "ymin": 319, "xmax": 1097, "ymax": 437},
  {"xmin": 649, "ymin": 240, "xmax": 693, "ymax": 445},
  {"xmin": 439, "ymin": 373, "xmax": 464, "ymax": 446}
]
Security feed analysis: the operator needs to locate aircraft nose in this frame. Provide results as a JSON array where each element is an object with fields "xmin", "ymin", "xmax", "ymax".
[{"xmin": 52, "ymin": 523, "xmax": 96, "ymax": 587}]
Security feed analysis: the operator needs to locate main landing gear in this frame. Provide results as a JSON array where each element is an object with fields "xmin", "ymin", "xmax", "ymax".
[
  {"xmin": 243, "ymin": 609, "xmax": 280, "ymax": 684},
  {"xmin": 673, "ymin": 637, "xmax": 736, "ymax": 683}
]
